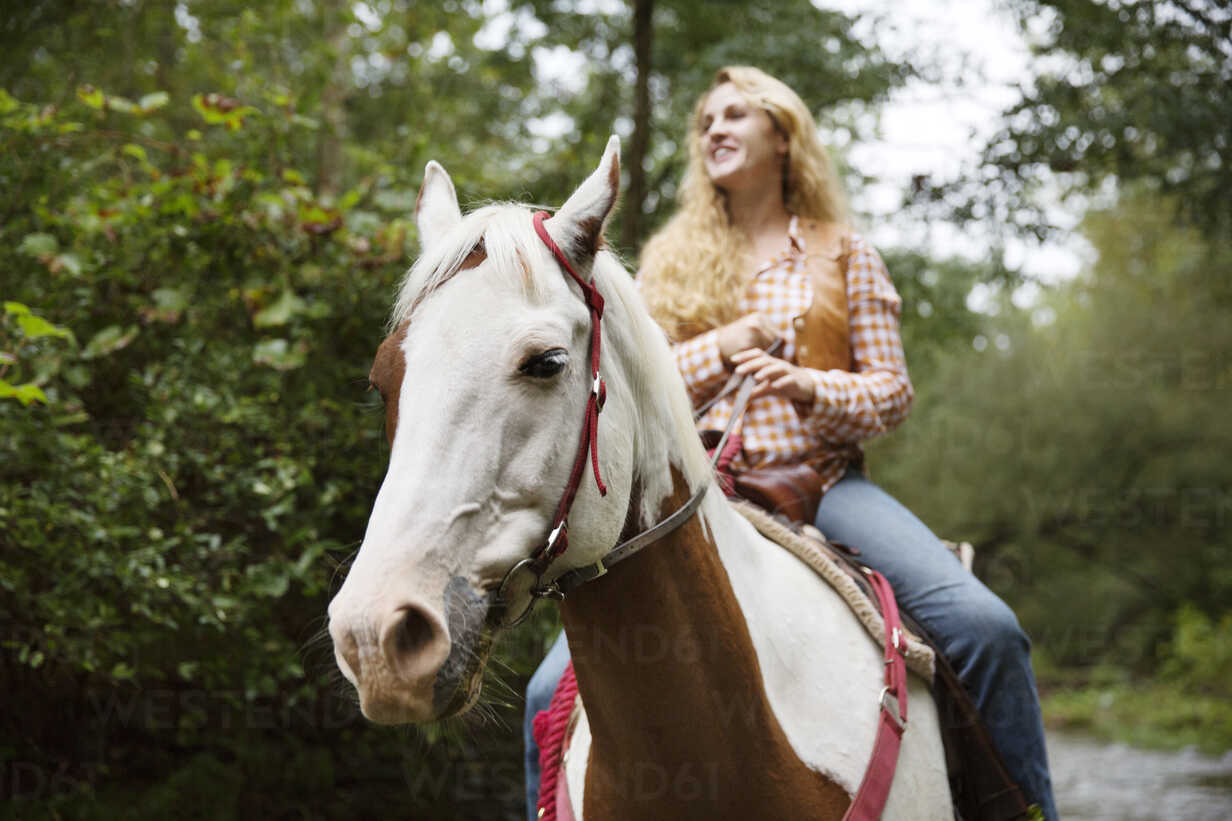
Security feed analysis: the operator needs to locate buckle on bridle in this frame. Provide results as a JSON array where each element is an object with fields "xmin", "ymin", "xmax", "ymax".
[
  {"xmin": 492, "ymin": 550, "xmax": 572, "ymax": 628},
  {"xmin": 494, "ymin": 557, "xmax": 544, "ymax": 628},
  {"xmin": 879, "ymin": 686, "xmax": 907, "ymax": 731}
]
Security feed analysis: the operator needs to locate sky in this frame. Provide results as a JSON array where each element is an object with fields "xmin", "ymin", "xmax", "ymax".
[{"xmin": 814, "ymin": 0, "xmax": 1091, "ymax": 303}]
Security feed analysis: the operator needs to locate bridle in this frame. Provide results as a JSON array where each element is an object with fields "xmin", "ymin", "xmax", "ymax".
[{"xmin": 490, "ymin": 211, "xmax": 710, "ymax": 627}]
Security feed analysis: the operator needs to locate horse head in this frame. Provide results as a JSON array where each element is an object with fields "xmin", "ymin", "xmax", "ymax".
[{"xmin": 327, "ymin": 138, "xmax": 710, "ymax": 723}]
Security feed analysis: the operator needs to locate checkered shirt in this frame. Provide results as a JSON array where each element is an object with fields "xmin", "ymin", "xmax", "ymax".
[{"xmin": 671, "ymin": 218, "xmax": 914, "ymax": 494}]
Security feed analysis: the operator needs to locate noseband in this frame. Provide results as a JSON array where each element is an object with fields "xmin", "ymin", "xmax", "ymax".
[{"xmin": 492, "ymin": 211, "xmax": 709, "ymax": 627}]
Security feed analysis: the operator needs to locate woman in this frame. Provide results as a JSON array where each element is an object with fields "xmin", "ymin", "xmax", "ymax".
[{"xmin": 525, "ymin": 66, "xmax": 1057, "ymax": 820}]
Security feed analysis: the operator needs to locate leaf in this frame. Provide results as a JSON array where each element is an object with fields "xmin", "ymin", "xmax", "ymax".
[
  {"xmin": 252, "ymin": 338, "xmax": 305, "ymax": 371},
  {"xmin": 76, "ymin": 85, "xmax": 105, "ymax": 110},
  {"xmin": 18, "ymin": 233, "xmax": 58, "ymax": 258},
  {"xmin": 15, "ymin": 312, "xmax": 74, "ymax": 342},
  {"xmin": 137, "ymin": 91, "xmax": 170, "ymax": 113},
  {"xmin": 152, "ymin": 287, "xmax": 190, "ymax": 311},
  {"xmin": 0, "ymin": 380, "xmax": 48, "ymax": 406},
  {"xmin": 106, "ymin": 95, "xmax": 136, "ymax": 114},
  {"xmin": 51, "ymin": 253, "xmax": 83, "ymax": 277},
  {"xmin": 253, "ymin": 289, "xmax": 307, "ymax": 328},
  {"xmin": 140, "ymin": 287, "xmax": 190, "ymax": 324},
  {"xmin": 6, "ymin": 304, "xmax": 74, "ymax": 342},
  {"xmin": 121, "ymin": 143, "xmax": 148, "ymax": 162},
  {"xmin": 82, "ymin": 325, "xmax": 139, "ymax": 359},
  {"xmin": 247, "ymin": 565, "xmax": 290, "ymax": 598},
  {"xmin": 192, "ymin": 93, "xmax": 257, "ymax": 130}
]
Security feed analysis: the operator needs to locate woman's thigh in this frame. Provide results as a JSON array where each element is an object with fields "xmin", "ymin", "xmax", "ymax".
[{"xmin": 813, "ymin": 469, "xmax": 1025, "ymax": 660}]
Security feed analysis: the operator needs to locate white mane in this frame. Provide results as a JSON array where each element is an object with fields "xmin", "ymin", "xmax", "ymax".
[{"xmin": 391, "ymin": 202, "xmax": 714, "ymax": 529}]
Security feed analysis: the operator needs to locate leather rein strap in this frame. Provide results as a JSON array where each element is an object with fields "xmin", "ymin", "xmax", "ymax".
[{"xmin": 845, "ymin": 566, "xmax": 909, "ymax": 821}]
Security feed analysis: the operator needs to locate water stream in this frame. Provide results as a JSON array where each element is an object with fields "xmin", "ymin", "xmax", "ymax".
[{"xmin": 1048, "ymin": 730, "xmax": 1232, "ymax": 820}]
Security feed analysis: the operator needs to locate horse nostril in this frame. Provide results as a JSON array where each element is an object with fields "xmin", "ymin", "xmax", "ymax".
[
  {"xmin": 394, "ymin": 606, "xmax": 435, "ymax": 658},
  {"xmin": 381, "ymin": 603, "xmax": 450, "ymax": 681}
]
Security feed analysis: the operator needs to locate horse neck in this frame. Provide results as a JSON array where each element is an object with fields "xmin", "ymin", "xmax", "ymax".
[{"xmin": 559, "ymin": 471, "xmax": 849, "ymax": 819}]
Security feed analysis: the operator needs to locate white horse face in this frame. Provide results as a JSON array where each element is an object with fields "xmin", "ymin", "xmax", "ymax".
[{"xmin": 328, "ymin": 139, "xmax": 632, "ymax": 723}]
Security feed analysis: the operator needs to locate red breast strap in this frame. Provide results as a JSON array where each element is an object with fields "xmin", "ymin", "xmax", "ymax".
[
  {"xmin": 843, "ymin": 568, "xmax": 908, "ymax": 821},
  {"xmin": 533, "ymin": 661, "xmax": 579, "ymax": 821}
]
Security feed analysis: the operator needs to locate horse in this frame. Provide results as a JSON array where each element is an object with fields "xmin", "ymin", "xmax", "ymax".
[{"xmin": 326, "ymin": 137, "xmax": 951, "ymax": 819}]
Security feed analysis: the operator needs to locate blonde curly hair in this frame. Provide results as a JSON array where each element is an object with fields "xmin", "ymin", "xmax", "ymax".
[{"xmin": 638, "ymin": 66, "xmax": 848, "ymax": 341}]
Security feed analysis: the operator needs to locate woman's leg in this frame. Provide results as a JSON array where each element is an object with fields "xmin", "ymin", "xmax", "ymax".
[
  {"xmin": 815, "ymin": 469, "xmax": 1058, "ymax": 821},
  {"xmin": 523, "ymin": 631, "xmax": 571, "ymax": 821}
]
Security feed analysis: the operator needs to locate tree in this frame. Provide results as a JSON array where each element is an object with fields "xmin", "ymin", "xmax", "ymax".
[
  {"xmin": 933, "ymin": 0, "xmax": 1232, "ymax": 241},
  {"xmin": 510, "ymin": 0, "xmax": 913, "ymax": 253}
]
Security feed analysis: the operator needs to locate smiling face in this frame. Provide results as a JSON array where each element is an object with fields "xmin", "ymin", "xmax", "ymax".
[{"xmin": 698, "ymin": 82, "xmax": 789, "ymax": 194}]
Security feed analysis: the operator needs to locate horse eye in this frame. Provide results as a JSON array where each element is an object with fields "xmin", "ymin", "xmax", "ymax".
[{"xmin": 519, "ymin": 348, "xmax": 568, "ymax": 379}]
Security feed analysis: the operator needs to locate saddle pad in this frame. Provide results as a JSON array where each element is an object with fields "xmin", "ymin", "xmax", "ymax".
[{"xmin": 728, "ymin": 498, "xmax": 935, "ymax": 681}]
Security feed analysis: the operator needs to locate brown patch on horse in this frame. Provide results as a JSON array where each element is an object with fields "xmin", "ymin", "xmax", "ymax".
[
  {"xmin": 514, "ymin": 247, "xmax": 536, "ymax": 290},
  {"xmin": 405, "ymin": 239, "xmax": 487, "ymax": 318},
  {"xmin": 459, "ymin": 238, "xmax": 486, "ymax": 271},
  {"xmin": 560, "ymin": 471, "xmax": 851, "ymax": 820},
  {"xmin": 369, "ymin": 321, "xmax": 409, "ymax": 446},
  {"xmin": 573, "ymin": 217, "xmax": 605, "ymax": 259},
  {"xmin": 567, "ymin": 153, "xmax": 618, "ymax": 261}
]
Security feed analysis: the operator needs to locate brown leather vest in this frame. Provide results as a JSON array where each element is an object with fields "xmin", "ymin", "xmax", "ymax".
[{"xmin": 792, "ymin": 220, "xmax": 852, "ymax": 372}]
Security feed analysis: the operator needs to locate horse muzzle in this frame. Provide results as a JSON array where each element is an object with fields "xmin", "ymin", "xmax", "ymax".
[{"xmin": 329, "ymin": 595, "xmax": 454, "ymax": 724}]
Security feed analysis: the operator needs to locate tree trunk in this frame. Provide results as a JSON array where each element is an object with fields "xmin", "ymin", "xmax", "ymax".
[
  {"xmin": 619, "ymin": 0, "xmax": 653, "ymax": 253},
  {"xmin": 316, "ymin": 0, "xmax": 350, "ymax": 200}
]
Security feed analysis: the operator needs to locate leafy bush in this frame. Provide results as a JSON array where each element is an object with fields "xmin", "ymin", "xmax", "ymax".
[{"xmin": 0, "ymin": 85, "xmax": 545, "ymax": 818}]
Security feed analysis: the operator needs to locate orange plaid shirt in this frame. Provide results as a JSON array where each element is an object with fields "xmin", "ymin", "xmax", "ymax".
[{"xmin": 670, "ymin": 217, "xmax": 914, "ymax": 496}]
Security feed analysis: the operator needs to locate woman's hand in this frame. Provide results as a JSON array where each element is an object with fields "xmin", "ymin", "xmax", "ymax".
[
  {"xmin": 717, "ymin": 312, "xmax": 778, "ymax": 366},
  {"xmin": 731, "ymin": 348, "xmax": 816, "ymax": 404}
]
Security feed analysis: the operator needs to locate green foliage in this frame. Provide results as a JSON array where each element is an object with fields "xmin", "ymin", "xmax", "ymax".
[
  {"xmin": 1041, "ymin": 676, "xmax": 1232, "ymax": 754},
  {"xmin": 963, "ymin": 0, "xmax": 1232, "ymax": 239},
  {"xmin": 1035, "ymin": 601, "xmax": 1232, "ymax": 753},
  {"xmin": 0, "ymin": 301, "xmax": 76, "ymax": 406},
  {"xmin": 1159, "ymin": 604, "xmax": 1232, "ymax": 698},
  {"xmin": 871, "ymin": 188, "xmax": 1232, "ymax": 683},
  {"xmin": 0, "ymin": 77, "xmax": 525, "ymax": 816}
]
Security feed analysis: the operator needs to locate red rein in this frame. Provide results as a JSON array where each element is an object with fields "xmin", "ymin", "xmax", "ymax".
[{"xmin": 532, "ymin": 211, "xmax": 607, "ymax": 563}]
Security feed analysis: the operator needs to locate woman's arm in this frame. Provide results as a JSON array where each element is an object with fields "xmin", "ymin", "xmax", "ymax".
[
  {"xmin": 672, "ymin": 328, "xmax": 731, "ymax": 406},
  {"xmin": 801, "ymin": 236, "xmax": 914, "ymax": 443}
]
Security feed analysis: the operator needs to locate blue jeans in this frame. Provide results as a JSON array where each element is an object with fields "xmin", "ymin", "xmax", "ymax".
[{"xmin": 523, "ymin": 470, "xmax": 1057, "ymax": 820}]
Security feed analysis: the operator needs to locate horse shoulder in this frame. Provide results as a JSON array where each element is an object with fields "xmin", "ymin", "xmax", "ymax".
[{"xmin": 710, "ymin": 507, "xmax": 952, "ymax": 817}]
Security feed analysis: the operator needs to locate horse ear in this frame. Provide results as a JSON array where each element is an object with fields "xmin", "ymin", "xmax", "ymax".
[
  {"xmin": 547, "ymin": 135, "xmax": 621, "ymax": 263},
  {"xmin": 415, "ymin": 161, "xmax": 461, "ymax": 253}
]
